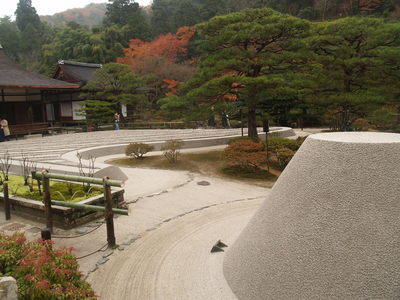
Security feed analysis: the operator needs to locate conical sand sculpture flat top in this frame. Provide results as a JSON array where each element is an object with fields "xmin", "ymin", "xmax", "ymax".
[{"xmin": 223, "ymin": 132, "xmax": 400, "ymax": 300}]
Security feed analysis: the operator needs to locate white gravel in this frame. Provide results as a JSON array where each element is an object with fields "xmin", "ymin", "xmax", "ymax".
[{"xmin": 88, "ymin": 198, "xmax": 263, "ymax": 300}]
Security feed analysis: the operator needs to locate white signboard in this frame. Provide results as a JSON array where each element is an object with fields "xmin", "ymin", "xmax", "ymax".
[
  {"xmin": 121, "ymin": 104, "xmax": 127, "ymax": 117},
  {"xmin": 72, "ymin": 101, "xmax": 86, "ymax": 120},
  {"xmin": 60, "ymin": 102, "xmax": 73, "ymax": 117}
]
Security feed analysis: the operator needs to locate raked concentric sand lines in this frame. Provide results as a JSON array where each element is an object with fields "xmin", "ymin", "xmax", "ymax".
[{"xmin": 223, "ymin": 132, "xmax": 400, "ymax": 299}]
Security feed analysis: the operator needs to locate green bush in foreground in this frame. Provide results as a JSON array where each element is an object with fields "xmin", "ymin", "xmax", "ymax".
[{"xmin": 0, "ymin": 232, "xmax": 96, "ymax": 299}]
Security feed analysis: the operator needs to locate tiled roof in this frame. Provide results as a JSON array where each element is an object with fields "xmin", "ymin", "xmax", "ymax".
[
  {"xmin": 0, "ymin": 47, "xmax": 79, "ymax": 89},
  {"xmin": 56, "ymin": 60, "xmax": 102, "ymax": 85}
]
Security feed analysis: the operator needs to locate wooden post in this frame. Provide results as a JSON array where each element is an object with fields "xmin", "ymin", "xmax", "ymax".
[
  {"xmin": 3, "ymin": 182, "xmax": 11, "ymax": 220},
  {"xmin": 41, "ymin": 228, "xmax": 51, "ymax": 240},
  {"xmin": 263, "ymin": 119, "xmax": 270, "ymax": 172},
  {"xmin": 104, "ymin": 177, "xmax": 116, "ymax": 248},
  {"xmin": 240, "ymin": 109, "xmax": 244, "ymax": 137},
  {"xmin": 42, "ymin": 172, "xmax": 53, "ymax": 233}
]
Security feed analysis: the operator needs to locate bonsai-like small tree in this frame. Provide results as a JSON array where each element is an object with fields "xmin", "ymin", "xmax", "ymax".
[
  {"xmin": 161, "ymin": 139, "xmax": 183, "ymax": 163},
  {"xmin": 125, "ymin": 143, "xmax": 155, "ymax": 159}
]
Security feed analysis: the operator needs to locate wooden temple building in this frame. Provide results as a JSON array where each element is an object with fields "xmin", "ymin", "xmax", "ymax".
[
  {"xmin": 54, "ymin": 60, "xmax": 130, "ymax": 119},
  {"xmin": 53, "ymin": 60, "xmax": 103, "ymax": 123},
  {"xmin": 54, "ymin": 60, "xmax": 101, "ymax": 88},
  {"xmin": 0, "ymin": 46, "xmax": 81, "ymax": 126},
  {"xmin": 0, "ymin": 46, "xmax": 137, "ymax": 130}
]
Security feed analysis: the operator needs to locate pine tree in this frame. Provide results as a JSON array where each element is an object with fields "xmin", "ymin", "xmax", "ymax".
[
  {"xmin": 80, "ymin": 63, "xmax": 147, "ymax": 125},
  {"xmin": 15, "ymin": 0, "xmax": 42, "ymax": 32},
  {"xmin": 14, "ymin": 0, "xmax": 44, "ymax": 69},
  {"xmin": 306, "ymin": 17, "xmax": 400, "ymax": 131},
  {"xmin": 0, "ymin": 17, "xmax": 21, "ymax": 60},
  {"xmin": 169, "ymin": 8, "xmax": 310, "ymax": 138}
]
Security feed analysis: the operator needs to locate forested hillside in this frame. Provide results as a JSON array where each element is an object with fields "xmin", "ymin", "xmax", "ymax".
[
  {"xmin": 40, "ymin": 3, "xmax": 107, "ymax": 27},
  {"xmin": 0, "ymin": 1, "xmax": 399, "ymax": 132},
  {"xmin": 1, "ymin": 0, "xmax": 399, "ymax": 73}
]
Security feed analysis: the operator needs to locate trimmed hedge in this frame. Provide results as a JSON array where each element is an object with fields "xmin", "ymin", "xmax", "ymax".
[
  {"xmin": 264, "ymin": 137, "xmax": 300, "ymax": 152},
  {"xmin": 224, "ymin": 139, "xmax": 267, "ymax": 170}
]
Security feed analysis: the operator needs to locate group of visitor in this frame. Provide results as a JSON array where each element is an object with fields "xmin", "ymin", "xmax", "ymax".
[{"xmin": 0, "ymin": 116, "xmax": 10, "ymax": 142}]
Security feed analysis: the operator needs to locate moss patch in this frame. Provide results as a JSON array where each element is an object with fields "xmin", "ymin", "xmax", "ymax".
[{"xmin": 0, "ymin": 174, "xmax": 103, "ymax": 203}]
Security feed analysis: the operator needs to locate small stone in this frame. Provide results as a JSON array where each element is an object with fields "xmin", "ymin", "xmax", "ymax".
[
  {"xmin": 97, "ymin": 258, "xmax": 109, "ymax": 265},
  {"xmin": 197, "ymin": 181, "xmax": 211, "ymax": 186},
  {"xmin": 26, "ymin": 227, "xmax": 42, "ymax": 233},
  {"xmin": 130, "ymin": 236, "xmax": 140, "ymax": 243},
  {"xmin": 75, "ymin": 227, "xmax": 90, "ymax": 234},
  {"xmin": 118, "ymin": 246, "xmax": 125, "ymax": 251},
  {"xmin": 0, "ymin": 277, "xmax": 18, "ymax": 300},
  {"xmin": 89, "ymin": 266, "xmax": 98, "ymax": 273}
]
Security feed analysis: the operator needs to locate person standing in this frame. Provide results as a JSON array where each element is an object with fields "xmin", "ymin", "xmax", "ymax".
[
  {"xmin": 113, "ymin": 112, "xmax": 120, "ymax": 130},
  {"xmin": 0, "ymin": 117, "xmax": 10, "ymax": 141}
]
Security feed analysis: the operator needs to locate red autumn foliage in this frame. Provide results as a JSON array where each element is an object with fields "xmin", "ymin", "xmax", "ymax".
[
  {"xmin": 117, "ymin": 26, "xmax": 196, "ymax": 69},
  {"xmin": 359, "ymin": 0, "xmax": 383, "ymax": 11},
  {"xmin": 224, "ymin": 140, "xmax": 268, "ymax": 169},
  {"xmin": 117, "ymin": 26, "xmax": 196, "ymax": 97},
  {"xmin": 0, "ymin": 232, "xmax": 96, "ymax": 299},
  {"xmin": 162, "ymin": 79, "xmax": 184, "ymax": 96}
]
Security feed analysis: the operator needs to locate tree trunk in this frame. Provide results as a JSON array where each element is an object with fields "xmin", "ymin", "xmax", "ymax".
[
  {"xmin": 339, "ymin": 108, "xmax": 350, "ymax": 131},
  {"xmin": 248, "ymin": 107, "xmax": 258, "ymax": 139}
]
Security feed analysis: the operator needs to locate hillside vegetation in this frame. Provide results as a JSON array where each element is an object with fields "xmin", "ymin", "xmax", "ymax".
[
  {"xmin": 0, "ymin": 1, "xmax": 399, "ymax": 134},
  {"xmin": 40, "ymin": 3, "xmax": 107, "ymax": 27}
]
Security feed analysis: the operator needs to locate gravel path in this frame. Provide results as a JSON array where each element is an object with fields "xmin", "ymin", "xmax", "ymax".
[
  {"xmin": 0, "ymin": 128, "xmax": 320, "ymax": 298},
  {"xmin": 88, "ymin": 198, "xmax": 263, "ymax": 300},
  {"xmin": 0, "ymin": 128, "xmax": 253, "ymax": 165}
]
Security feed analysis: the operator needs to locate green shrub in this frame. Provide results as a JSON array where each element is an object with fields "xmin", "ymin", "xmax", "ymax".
[
  {"xmin": 0, "ymin": 232, "xmax": 96, "ymax": 299},
  {"xmin": 295, "ymin": 136, "xmax": 307, "ymax": 147},
  {"xmin": 276, "ymin": 148, "xmax": 295, "ymax": 169},
  {"xmin": 264, "ymin": 137, "xmax": 305, "ymax": 170},
  {"xmin": 228, "ymin": 136, "xmax": 259, "ymax": 145},
  {"xmin": 0, "ymin": 174, "xmax": 102, "ymax": 202},
  {"xmin": 264, "ymin": 137, "xmax": 300, "ymax": 152},
  {"xmin": 126, "ymin": 142, "xmax": 155, "ymax": 159},
  {"xmin": 224, "ymin": 139, "xmax": 267, "ymax": 170},
  {"xmin": 161, "ymin": 139, "xmax": 184, "ymax": 163}
]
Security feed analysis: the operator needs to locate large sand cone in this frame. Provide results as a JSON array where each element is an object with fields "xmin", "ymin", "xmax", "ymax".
[{"xmin": 224, "ymin": 132, "xmax": 400, "ymax": 299}]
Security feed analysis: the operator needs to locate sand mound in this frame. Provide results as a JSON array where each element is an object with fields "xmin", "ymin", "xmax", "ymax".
[{"xmin": 224, "ymin": 132, "xmax": 400, "ymax": 299}]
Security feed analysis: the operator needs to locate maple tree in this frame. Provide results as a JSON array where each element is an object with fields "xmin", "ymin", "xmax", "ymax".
[
  {"xmin": 163, "ymin": 79, "xmax": 184, "ymax": 96},
  {"xmin": 117, "ymin": 26, "xmax": 195, "ymax": 68},
  {"xmin": 117, "ymin": 26, "xmax": 196, "ymax": 98}
]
